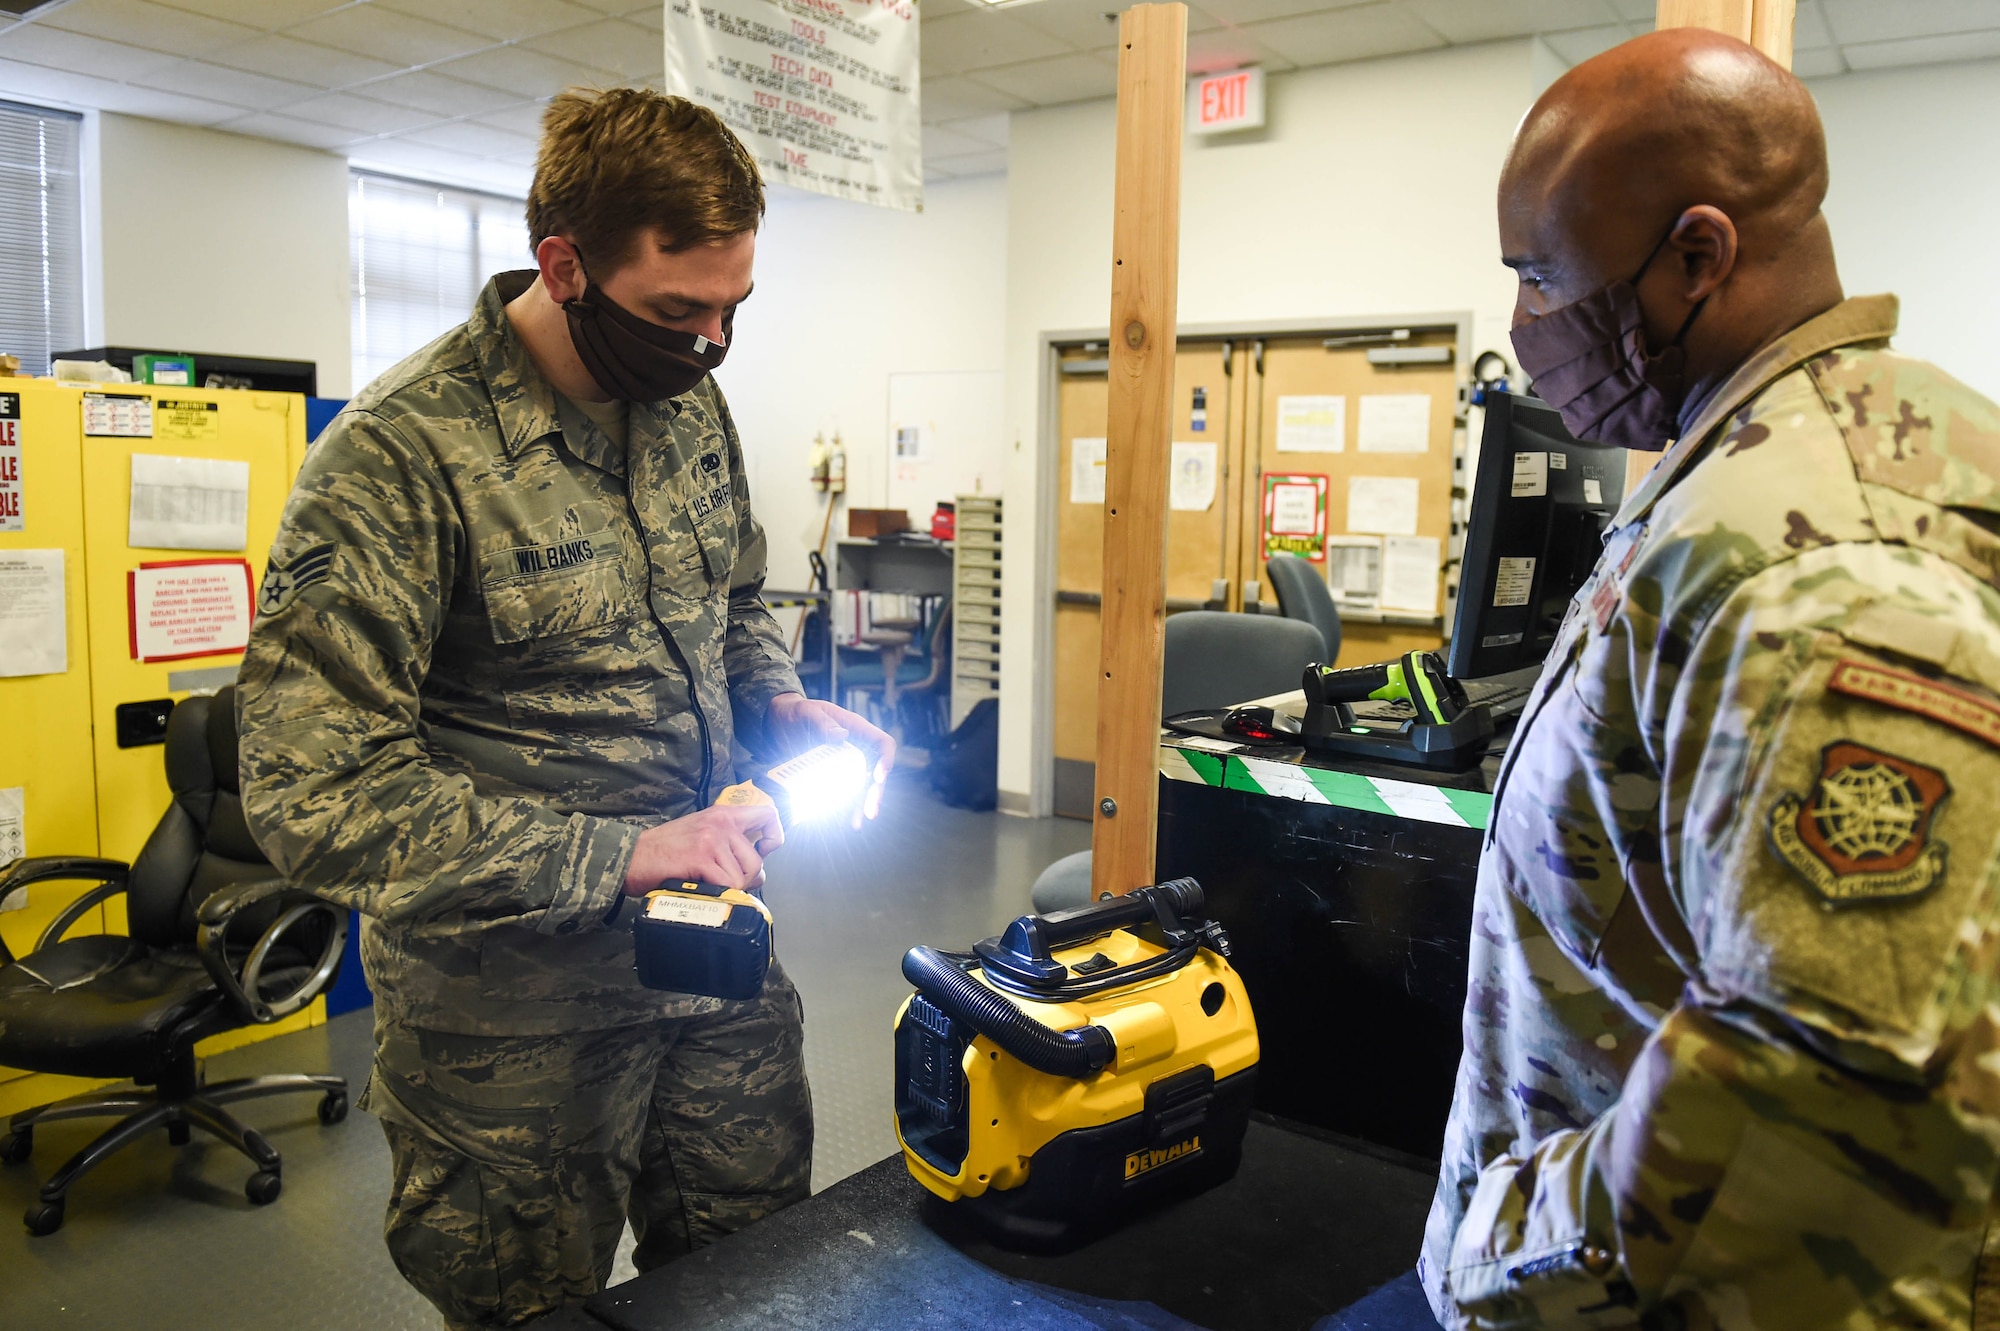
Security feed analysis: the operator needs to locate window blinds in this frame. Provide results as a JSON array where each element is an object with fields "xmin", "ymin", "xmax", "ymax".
[
  {"xmin": 0, "ymin": 100, "xmax": 83, "ymax": 378},
  {"xmin": 349, "ymin": 171, "xmax": 530, "ymax": 392}
]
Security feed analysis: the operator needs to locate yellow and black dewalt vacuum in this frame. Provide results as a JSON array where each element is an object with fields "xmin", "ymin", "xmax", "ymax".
[{"xmin": 894, "ymin": 878, "xmax": 1258, "ymax": 1249}]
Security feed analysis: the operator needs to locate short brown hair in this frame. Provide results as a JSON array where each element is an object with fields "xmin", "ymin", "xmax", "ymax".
[{"xmin": 527, "ymin": 88, "xmax": 764, "ymax": 272}]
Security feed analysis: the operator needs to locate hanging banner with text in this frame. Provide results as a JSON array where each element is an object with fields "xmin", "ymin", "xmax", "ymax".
[
  {"xmin": 128, "ymin": 558, "xmax": 255, "ymax": 663},
  {"xmin": 665, "ymin": 0, "xmax": 922, "ymax": 213}
]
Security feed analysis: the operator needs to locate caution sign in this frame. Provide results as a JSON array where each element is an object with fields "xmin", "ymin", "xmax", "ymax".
[
  {"xmin": 127, "ymin": 558, "xmax": 254, "ymax": 662},
  {"xmin": 0, "ymin": 392, "xmax": 20, "ymax": 532},
  {"xmin": 154, "ymin": 398, "xmax": 221, "ymax": 443},
  {"xmin": 1263, "ymin": 473, "xmax": 1329, "ymax": 563}
]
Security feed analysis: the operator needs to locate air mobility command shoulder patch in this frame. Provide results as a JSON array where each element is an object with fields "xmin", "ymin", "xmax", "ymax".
[
  {"xmin": 258, "ymin": 541, "xmax": 335, "ymax": 615},
  {"xmin": 1768, "ymin": 742, "xmax": 1950, "ymax": 907}
]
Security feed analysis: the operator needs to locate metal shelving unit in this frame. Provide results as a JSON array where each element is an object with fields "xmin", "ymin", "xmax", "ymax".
[{"xmin": 950, "ymin": 495, "xmax": 1001, "ymax": 727}]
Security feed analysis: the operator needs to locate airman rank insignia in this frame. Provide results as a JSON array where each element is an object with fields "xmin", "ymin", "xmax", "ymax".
[
  {"xmin": 258, "ymin": 541, "xmax": 335, "ymax": 615},
  {"xmin": 1769, "ymin": 742, "xmax": 1950, "ymax": 907}
]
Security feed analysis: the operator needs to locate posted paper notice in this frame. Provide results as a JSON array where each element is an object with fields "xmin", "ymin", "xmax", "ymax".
[
  {"xmin": 1170, "ymin": 442, "xmax": 1218, "ymax": 511},
  {"xmin": 1070, "ymin": 438, "xmax": 1106, "ymax": 505},
  {"xmin": 1325, "ymin": 535, "xmax": 1382, "ymax": 603},
  {"xmin": 1346, "ymin": 475, "xmax": 1420, "ymax": 536},
  {"xmin": 130, "ymin": 454, "xmax": 251, "ymax": 551},
  {"xmin": 128, "ymin": 559, "xmax": 254, "ymax": 662},
  {"xmin": 1357, "ymin": 394, "xmax": 1431, "ymax": 453},
  {"xmin": 1275, "ymin": 396, "xmax": 1345, "ymax": 453},
  {"xmin": 1380, "ymin": 535, "xmax": 1440, "ymax": 615},
  {"xmin": 0, "ymin": 550, "xmax": 66, "ymax": 678},
  {"xmin": 0, "ymin": 787, "xmax": 22, "ymax": 895}
]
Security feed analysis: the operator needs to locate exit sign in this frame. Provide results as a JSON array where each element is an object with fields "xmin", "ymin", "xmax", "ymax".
[{"xmin": 1188, "ymin": 66, "xmax": 1265, "ymax": 135}]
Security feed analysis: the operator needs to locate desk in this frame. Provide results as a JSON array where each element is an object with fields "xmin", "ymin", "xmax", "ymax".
[
  {"xmin": 1155, "ymin": 718, "xmax": 1495, "ymax": 1157},
  {"xmin": 537, "ymin": 1117, "xmax": 1440, "ymax": 1331}
]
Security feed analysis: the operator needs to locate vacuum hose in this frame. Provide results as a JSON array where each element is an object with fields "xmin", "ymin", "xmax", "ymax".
[{"xmin": 902, "ymin": 945, "xmax": 1115, "ymax": 1079}]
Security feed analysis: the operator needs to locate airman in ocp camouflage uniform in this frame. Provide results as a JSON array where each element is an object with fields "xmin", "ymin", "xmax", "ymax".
[
  {"xmin": 1421, "ymin": 31, "xmax": 2000, "ymax": 1330},
  {"xmin": 237, "ymin": 90, "xmax": 889, "ymax": 1329}
]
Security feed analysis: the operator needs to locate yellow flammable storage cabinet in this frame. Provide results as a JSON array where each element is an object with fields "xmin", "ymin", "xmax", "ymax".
[{"xmin": 0, "ymin": 382, "xmax": 313, "ymax": 1118}]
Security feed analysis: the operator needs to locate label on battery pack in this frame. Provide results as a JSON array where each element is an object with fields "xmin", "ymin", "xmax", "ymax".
[{"xmin": 646, "ymin": 894, "xmax": 733, "ymax": 928}]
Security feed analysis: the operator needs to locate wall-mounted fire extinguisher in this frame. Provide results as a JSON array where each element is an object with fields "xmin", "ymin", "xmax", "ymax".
[{"xmin": 826, "ymin": 432, "xmax": 846, "ymax": 495}]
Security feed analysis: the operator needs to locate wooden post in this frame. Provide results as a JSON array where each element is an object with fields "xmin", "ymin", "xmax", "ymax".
[
  {"xmin": 1091, "ymin": 2, "xmax": 1187, "ymax": 900},
  {"xmin": 1627, "ymin": 0, "xmax": 1796, "ymax": 495}
]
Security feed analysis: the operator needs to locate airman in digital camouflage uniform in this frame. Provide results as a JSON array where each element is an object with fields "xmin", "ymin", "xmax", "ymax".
[
  {"xmin": 237, "ymin": 90, "xmax": 892, "ymax": 1329},
  {"xmin": 1421, "ymin": 31, "xmax": 2000, "ymax": 1329}
]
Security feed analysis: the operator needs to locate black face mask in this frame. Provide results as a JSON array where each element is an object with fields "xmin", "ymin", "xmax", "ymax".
[
  {"xmin": 1508, "ymin": 224, "xmax": 1708, "ymax": 451},
  {"xmin": 562, "ymin": 258, "xmax": 732, "ymax": 403}
]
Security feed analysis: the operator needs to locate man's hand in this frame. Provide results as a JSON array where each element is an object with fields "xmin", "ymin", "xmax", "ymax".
[
  {"xmin": 766, "ymin": 692, "xmax": 896, "ymax": 822},
  {"xmin": 623, "ymin": 803, "xmax": 784, "ymax": 895}
]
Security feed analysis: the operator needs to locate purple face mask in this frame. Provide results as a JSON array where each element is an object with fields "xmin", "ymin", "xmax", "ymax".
[{"xmin": 1509, "ymin": 226, "xmax": 1707, "ymax": 451}]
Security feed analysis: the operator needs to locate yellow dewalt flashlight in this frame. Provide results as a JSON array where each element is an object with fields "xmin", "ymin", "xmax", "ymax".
[{"xmin": 634, "ymin": 743, "xmax": 873, "ymax": 998}]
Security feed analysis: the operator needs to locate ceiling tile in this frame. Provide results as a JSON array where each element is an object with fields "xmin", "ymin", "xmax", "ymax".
[
  {"xmin": 1825, "ymin": 0, "xmax": 2000, "ymax": 44},
  {"xmin": 1602, "ymin": 0, "xmax": 1654, "ymax": 19},
  {"xmin": 919, "ymin": 74, "xmax": 1032, "ymax": 120},
  {"xmin": 1791, "ymin": 45, "xmax": 1847, "ymax": 76},
  {"xmin": 1839, "ymin": 26, "xmax": 2000, "ymax": 68},
  {"xmin": 1007, "ymin": 0, "xmax": 1125, "ymax": 52},
  {"xmin": 1406, "ymin": 0, "xmax": 1630, "ymax": 44},
  {"xmin": 430, "ymin": 44, "xmax": 619, "ymax": 98},
  {"xmin": 349, "ymin": 137, "xmax": 532, "ymax": 193},
  {"xmin": 41, "ymin": 0, "xmax": 261, "ymax": 59},
  {"xmin": 963, "ymin": 50, "xmax": 1118, "ymax": 104},
  {"xmin": 372, "ymin": 0, "xmax": 607, "ymax": 43},
  {"xmin": 936, "ymin": 110, "xmax": 1009, "ymax": 147},
  {"xmin": 149, "ymin": 0, "xmax": 351, "ymax": 30},
  {"xmin": 286, "ymin": 5, "xmax": 495, "ymax": 66},
  {"xmin": 402, "ymin": 119, "xmax": 537, "ymax": 159},
  {"xmin": 522, "ymin": 18, "xmax": 664, "ymax": 80},
  {"xmin": 131, "ymin": 59, "xmax": 326, "ymax": 112},
  {"xmin": 624, "ymin": 5, "xmax": 663, "ymax": 31},
  {"xmin": 924, "ymin": 122, "xmax": 995, "ymax": 158},
  {"xmin": 1793, "ymin": 0, "xmax": 1836, "ymax": 49},
  {"xmin": 0, "ymin": 54, "xmax": 128, "ymax": 113},
  {"xmin": 473, "ymin": 100, "xmax": 554, "ymax": 137},
  {"xmin": 0, "ymin": 21, "xmax": 181, "ymax": 82},
  {"xmin": 285, "ymin": 90, "xmax": 446, "ymax": 135},
  {"xmin": 85, "ymin": 80, "xmax": 247, "ymax": 126},
  {"xmin": 1539, "ymin": 22, "xmax": 1632, "ymax": 66},
  {"xmin": 359, "ymin": 69, "xmax": 528, "ymax": 116},
  {"xmin": 1187, "ymin": 27, "xmax": 1297, "ymax": 75},
  {"xmin": 921, "ymin": 10, "xmax": 1074, "ymax": 78},
  {"xmin": 209, "ymin": 110, "xmax": 361, "ymax": 150},
  {"xmin": 1238, "ymin": 3, "xmax": 1447, "ymax": 67},
  {"xmin": 203, "ymin": 33, "xmax": 405, "ymax": 89},
  {"xmin": 1191, "ymin": 0, "xmax": 1392, "ymax": 29}
]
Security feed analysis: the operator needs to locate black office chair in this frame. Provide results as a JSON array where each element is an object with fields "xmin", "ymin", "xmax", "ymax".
[
  {"xmin": 1264, "ymin": 554, "xmax": 1342, "ymax": 666},
  {"xmin": 1032, "ymin": 611, "xmax": 1327, "ymax": 912},
  {"xmin": 0, "ymin": 687, "xmax": 348, "ymax": 1236}
]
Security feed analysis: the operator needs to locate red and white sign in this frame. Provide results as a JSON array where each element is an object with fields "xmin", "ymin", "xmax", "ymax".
[
  {"xmin": 0, "ymin": 392, "xmax": 21, "ymax": 533},
  {"xmin": 127, "ymin": 558, "xmax": 254, "ymax": 663},
  {"xmin": 1188, "ymin": 66, "xmax": 1265, "ymax": 135}
]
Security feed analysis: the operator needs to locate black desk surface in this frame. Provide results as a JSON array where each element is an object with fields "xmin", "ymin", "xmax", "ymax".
[{"xmin": 538, "ymin": 1117, "xmax": 1440, "ymax": 1331}]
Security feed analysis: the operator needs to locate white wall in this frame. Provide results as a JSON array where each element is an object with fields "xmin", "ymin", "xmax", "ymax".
[
  {"xmin": 94, "ymin": 114, "xmax": 351, "ymax": 397},
  {"xmin": 716, "ymin": 173, "xmax": 1009, "ymax": 591},
  {"xmin": 1810, "ymin": 57, "xmax": 2000, "ymax": 403},
  {"xmin": 996, "ymin": 40, "xmax": 1541, "ymax": 805}
]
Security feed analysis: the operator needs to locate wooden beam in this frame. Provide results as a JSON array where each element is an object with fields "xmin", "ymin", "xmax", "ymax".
[
  {"xmin": 1092, "ymin": 2, "xmax": 1187, "ymax": 900},
  {"xmin": 1656, "ymin": 0, "xmax": 1795, "ymax": 67}
]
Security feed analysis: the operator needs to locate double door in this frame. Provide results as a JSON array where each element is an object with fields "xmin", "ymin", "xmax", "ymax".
[{"xmin": 1051, "ymin": 325, "xmax": 1462, "ymax": 816}]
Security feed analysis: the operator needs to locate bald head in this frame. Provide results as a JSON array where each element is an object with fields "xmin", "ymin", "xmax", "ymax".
[{"xmin": 1500, "ymin": 29, "xmax": 1843, "ymax": 418}]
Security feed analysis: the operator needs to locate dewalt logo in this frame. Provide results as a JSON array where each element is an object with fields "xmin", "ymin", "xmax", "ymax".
[{"xmin": 1124, "ymin": 1135, "xmax": 1201, "ymax": 1180}]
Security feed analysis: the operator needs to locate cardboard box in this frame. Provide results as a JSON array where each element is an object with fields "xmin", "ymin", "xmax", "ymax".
[{"xmin": 848, "ymin": 508, "xmax": 910, "ymax": 539}]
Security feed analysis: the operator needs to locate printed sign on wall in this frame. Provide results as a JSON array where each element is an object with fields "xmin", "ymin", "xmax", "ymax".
[
  {"xmin": 0, "ymin": 392, "xmax": 20, "ymax": 532},
  {"xmin": 128, "ymin": 558, "xmax": 255, "ymax": 663},
  {"xmin": 665, "ymin": 0, "xmax": 922, "ymax": 212},
  {"xmin": 1262, "ymin": 473, "xmax": 1329, "ymax": 563}
]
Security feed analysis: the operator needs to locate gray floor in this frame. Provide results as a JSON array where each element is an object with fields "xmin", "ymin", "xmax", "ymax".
[{"xmin": 0, "ymin": 782, "xmax": 1089, "ymax": 1331}]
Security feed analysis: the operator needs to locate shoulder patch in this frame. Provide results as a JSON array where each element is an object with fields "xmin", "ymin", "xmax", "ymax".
[
  {"xmin": 1828, "ymin": 659, "xmax": 2000, "ymax": 749},
  {"xmin": 1767, "ymin": 741, "xmax": 1950, "ymax": 907},
  {"xmin": 259, "ymin": 541, "xmax": 335, "ymax": 615}
]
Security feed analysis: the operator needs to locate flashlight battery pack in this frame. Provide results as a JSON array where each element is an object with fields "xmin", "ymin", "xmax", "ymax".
[{"xmin": 633, "ymin": 883, "xmax": 772, "ymax": 1000}]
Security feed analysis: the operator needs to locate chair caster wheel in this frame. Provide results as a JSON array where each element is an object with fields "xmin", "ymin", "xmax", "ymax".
[
  {"xmin": 246, "ymin": 1170, "xmax": 283, "ymax": 1205},
  {"xmin": 25, "ymin": 1201, "xmax": 63, "ymax": 1236},
  {"xmin": 317, "ymin": 1092, "xmax": 348, "ymax": 1126},
  {"xmin": 0, "ymin": 1129, "xmax": 30, "ymax": 1164}
]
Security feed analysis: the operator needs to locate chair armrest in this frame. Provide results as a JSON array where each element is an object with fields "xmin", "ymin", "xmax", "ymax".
[
  {"xmin": 0, "ymin": 858, "xmax": 131, "ymax": 967},
  {"xmin": 196, "ymin": 881, "xmax": 348, "ymax": 1024}
]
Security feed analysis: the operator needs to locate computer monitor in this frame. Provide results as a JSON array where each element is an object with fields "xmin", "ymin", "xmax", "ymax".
[{"xmin": 1449, "ymin": 392, "xmax": 1624, "ymax": 680}]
